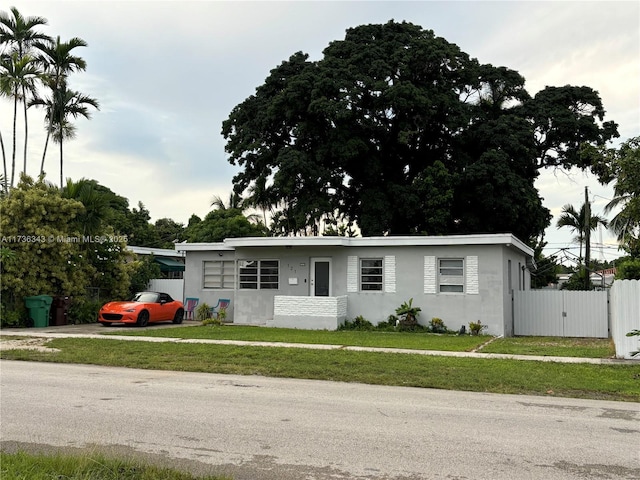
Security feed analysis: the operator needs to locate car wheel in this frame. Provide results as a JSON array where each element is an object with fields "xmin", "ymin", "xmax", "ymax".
[
  {"xmin": 136, "ymin": 310, "xmax": 149, "ymax": 327},
  {"xmin": 173, "ymin": 308, "xmax": 184, "ymax": 324}
]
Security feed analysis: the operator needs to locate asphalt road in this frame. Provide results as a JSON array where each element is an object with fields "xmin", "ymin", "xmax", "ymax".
[{"xmin": 1, "ymin": 360, "xmax": 639, "ymax": 479}]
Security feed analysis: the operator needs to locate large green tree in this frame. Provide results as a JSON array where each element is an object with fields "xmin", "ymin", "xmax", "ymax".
[
  {"xmin": 0, "ymin": 175, "xmax": 90, "ymax": 305},
  {"xmin": 223, "ymin": 21, "xmax": 618, "ymax": 241}
]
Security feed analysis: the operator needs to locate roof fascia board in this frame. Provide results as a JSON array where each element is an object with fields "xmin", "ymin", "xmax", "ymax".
[{"xmin": 177, "ymin": 234, "xmax": 533, "ymax": 257}]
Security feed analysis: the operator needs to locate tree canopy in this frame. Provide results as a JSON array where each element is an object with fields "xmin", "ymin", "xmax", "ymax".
[{"xmin": 222, "ymin": 20, "xmax": 618, "ymax": 241}]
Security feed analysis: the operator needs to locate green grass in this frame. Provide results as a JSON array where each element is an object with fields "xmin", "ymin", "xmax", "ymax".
[
  {"xmin": 107, "ymin": 325, "xmax": 491, "ymax": 351},
  {"xmin": 0, "ymin": 450, "xmax": 229, "ymax": 480},
  {"xmin": 106, "ymin": 325, "xmax": 618, "ymax": 358},
  {"xmin": 480, "ymin": 336, "xmax": 615, "ymax": 358},
  {"xmin": 2, "ymin": 338, "xmax": 638, "ymax": 402}
]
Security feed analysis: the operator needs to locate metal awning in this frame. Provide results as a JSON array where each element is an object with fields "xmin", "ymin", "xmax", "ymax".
[{"xmin": 154, "ymin": 256, "xmax": 185, "ymax": 272}]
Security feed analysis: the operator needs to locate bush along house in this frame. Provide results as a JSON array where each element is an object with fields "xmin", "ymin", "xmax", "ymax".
[{"xmin": 176, "ymin": 234, "xmax": 534, "ymax": 336}]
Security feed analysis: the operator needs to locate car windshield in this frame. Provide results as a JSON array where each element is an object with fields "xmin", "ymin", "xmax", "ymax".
[{"xmin": 131, "ymin": 292, "xmax": 159, "ymax": 303}]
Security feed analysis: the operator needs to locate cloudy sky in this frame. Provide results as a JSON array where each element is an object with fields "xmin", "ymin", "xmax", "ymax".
[{"xmin": 2, "ymin": 1, "xmax": 638, "ymax": 262}]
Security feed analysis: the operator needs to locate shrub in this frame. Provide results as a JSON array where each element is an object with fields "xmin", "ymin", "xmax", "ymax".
[
  {"xmin": 67, "ymin": 298, "xmax": 102, "ymax": 324},
  {"xmin": 339, "ymin": 315, "xmax": 374, "ymax": 331},
  {"xmin": 375, "ymin": 315, "xmax": 398, "ymax": 331},
  {"xmin": 468, "ymin": 320, "xmax": 487, "ymax": 336},
  {"xmin": 429, "ymin": 317, "xmax": 449, "ymax": 334},
  {"xmin": 0, "ymin": 303, "xmax": 23, "ymax": 327},
  {"xmin": 196, "ymin": 303, "xmax": 212, "ymax": 322},
  {"xmin": 395, "ymin": 298, "xmax": 421, "ymax": 328}
]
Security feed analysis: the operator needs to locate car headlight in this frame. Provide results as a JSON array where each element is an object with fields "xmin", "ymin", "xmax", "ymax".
[{"xmin": 124, "ymin": 309, "xmax": 135, "ymax": 312}]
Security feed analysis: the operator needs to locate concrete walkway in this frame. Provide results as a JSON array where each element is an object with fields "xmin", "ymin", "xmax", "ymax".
[{"xmin": 0, "ymin": 322, "xmax": 635, "ymax": 365}]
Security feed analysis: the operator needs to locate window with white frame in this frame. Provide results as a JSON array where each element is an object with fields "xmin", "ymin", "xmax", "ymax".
[
  {"xmin": 203, "ymin": 260, "xmax": 235, "ymax": 289},
  {"xmin": 438, "ymin": 258, "xmax": 464, "ymax": 293},
  {"xmin": 360, "ymin": 258, "xmax": 383, "ymax": 291},
  {"xmin": 238, "ymin": 260, "xmax": 279, "ymax": 290}
]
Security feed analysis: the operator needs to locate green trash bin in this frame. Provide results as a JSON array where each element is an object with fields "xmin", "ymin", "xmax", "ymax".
[{"xmin": 25, "ymin": 295, "xmax": 53, "ymax": 328}]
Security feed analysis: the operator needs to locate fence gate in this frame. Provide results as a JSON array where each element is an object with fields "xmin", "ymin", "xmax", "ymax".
[{"xmin": 513, "ymin": 290, "xmax": 609, "ymax": 338}]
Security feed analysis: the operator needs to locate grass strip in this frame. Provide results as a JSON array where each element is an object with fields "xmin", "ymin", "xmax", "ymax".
[
  {"xmin": 480, "ymin": 336, "xmax": 615, "ymax": 358},
  {"xmin": 2, "ymin": 338, "xmax": 638, "ymax": 402},
  {"xmin": 0, "ymin": 450, "xmax": 229, "ymax": 480}
]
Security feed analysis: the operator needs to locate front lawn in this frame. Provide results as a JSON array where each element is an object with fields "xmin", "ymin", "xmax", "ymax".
[
  {"xmin": 2, "ymin": 338, "xmax": 638, "ymax": 402},
  {"xmin": 105, "ymin": 325, "xmax": 616, "ymax": 358}
]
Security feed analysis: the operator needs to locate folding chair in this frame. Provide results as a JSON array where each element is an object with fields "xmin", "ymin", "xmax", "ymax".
[
  {"xmin": 184, "ymin": 297, "xmax": 199, "ymax": 320},
  {"xmin": 210, "ymin": 298, "xmax": 230, "ymax": 317}
]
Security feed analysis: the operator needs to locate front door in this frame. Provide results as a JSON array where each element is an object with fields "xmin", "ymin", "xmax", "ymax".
[{"xmin": 311, "ymin": 258, "xmax": 331, "ymax": 296}]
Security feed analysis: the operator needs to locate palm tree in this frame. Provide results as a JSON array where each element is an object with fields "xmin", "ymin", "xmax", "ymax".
[
  {"xmin": 49, "ymin": 84, "xmax": 99, "ymax": 187},
  {"xmin": 33, "ymin": 36, "xmax": 88, "ymax": 177},
  {"xmin": 0, "ymin": 7, "xmax": 49, "ymax": 178},
  {"xmin": 603, "ymin": 137, "xmax": 640, "ymax": 250},
  {"xmin": 210, "ymin": 192, "xmax": 244, "ymax": 210},
  {"xmin": 62, "ymin": 178, "xmax": 111, "ymax": 236},
  {"xmin": 0, "ymin": 52, "xmax": 41, "ymax": 187},
  {"xmin": 244, "ymin": 177, "xmax": 273, "ymax": 228},
  {"xmin": 556, "ymin": 202, "xmax": 608, "ymax": 263},
  {"xmin": 211, "ymin": 191, "xmax": 262, "ymax": 224}
]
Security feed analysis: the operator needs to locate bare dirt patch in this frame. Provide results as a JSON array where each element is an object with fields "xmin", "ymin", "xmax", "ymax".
[{"xmin": 0, "ymin": 337, "xmax": 60, "ymax": 353}]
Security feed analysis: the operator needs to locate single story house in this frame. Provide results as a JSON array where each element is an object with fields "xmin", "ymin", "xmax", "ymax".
[{"xmin": 176, "ymin": 234, "xmax": 533, "ymax": 336}]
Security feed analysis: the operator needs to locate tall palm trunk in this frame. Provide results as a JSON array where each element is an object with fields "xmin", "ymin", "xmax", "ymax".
[
  {"xmin": 10, "ymin": 91, "xmax": 18, "ymax": 187},
  {"xmin": 59, "ymin": 133, "xmax": 63, "ymax": 188},
  {"xmin": 22, "ymin": 84, "xmax": 29, "ymax": 175},
  {"xmin": 0, "ymin": 131, "xmax": 7, "ymax": 194},
  {"xmin": 40, "ymin": 127, "xmax": 51, "ymax": 176}
]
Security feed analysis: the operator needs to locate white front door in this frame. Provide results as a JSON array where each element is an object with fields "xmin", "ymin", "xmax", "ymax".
[{"xmin": 311, "ymin": 258, "xmax": 331, "ymax": 296}]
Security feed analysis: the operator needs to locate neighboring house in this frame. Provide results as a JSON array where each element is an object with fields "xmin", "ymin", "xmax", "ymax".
[
  {"xmin": 127, "ymin": 246, "xmax": 186, "ymax": 280},
  {"xmin": 177, "ymin": 234, "xmax": 533, "ymax": 336},
  {"xmin": 555, "ymin": 267, "xmax": 616, "ymax": 290}
]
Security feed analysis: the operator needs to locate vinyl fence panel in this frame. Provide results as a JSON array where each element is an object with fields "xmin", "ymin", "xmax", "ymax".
[
  {"xmin": 147, "ymin": 279, "xmax": 184, "ymax": 303},
  {"xmin": 610, "ymin": 280, "xmax": 640, "ymax": 359},
  {"xmin": 514, "ymin": 290, "xmax": 608, "ymax": 338},
  {"xmin": 514, "ymin": 290, "xmax": 564, "ymax": 336}
]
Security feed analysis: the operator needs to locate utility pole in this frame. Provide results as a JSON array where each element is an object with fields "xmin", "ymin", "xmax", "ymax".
[{"xmin": 584, "ymin": 186, "xmax": 591, "ymax": 290}]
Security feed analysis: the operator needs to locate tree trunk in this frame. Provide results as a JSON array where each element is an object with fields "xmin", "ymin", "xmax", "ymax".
[
  {"xmin": 11, "ymin": 93, "xmax": 18, "ymax": 187},
  {"xmin": 22, "ymin": 84, "xmax": 28, "ymax": 177},
  {"xmin": 0, "ymin": 130, "xmax": 7, "ymax": 194},
  {"xmin": 59, "ymin": 136, "xmax": 63, "ymax": 189},
  {"xmin": 40, "ymin": 128, "xmax": 51, "ymax": 176}
]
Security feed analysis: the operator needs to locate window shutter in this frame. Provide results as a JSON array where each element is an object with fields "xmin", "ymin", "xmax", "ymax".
[
  {"xmin": 424, "ymin": 256, "xmax": 436, "ymax": 294},
  {"xmin": 384, "ymin": 256, "xmax": 396, "ymax": 293},
  {"xmin": 466, "ymin": 255, "xmax": 479, "ymax": 294},
  {"xmin": 347, "ymin": 256, "xmax": 358, "ymax": 292}
]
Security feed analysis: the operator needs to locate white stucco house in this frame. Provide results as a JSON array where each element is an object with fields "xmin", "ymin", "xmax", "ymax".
[{"xmin": 176, "ymin": 234, "xmax": 533, "ymax": 336}]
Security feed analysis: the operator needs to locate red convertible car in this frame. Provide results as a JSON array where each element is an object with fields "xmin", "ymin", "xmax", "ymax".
[{"xmin": 98, "ymin": 291, "xmax": 184, "ymax": 327}]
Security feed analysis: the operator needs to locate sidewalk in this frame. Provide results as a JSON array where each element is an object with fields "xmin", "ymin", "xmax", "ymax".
[{"xmin": 0, "ymin": 323, "xmax": 634, "ymax": 365}]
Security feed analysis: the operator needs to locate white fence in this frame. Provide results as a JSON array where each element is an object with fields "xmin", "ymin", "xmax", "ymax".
[
  {"xmin": 513, "ymin": 290, "xmax": 609, "ymax": 338},
  {"xmin": 610, "ymin": 280, "xmax": 640, "ymax": 359},
  {"xmin": 147, "ymin": 279, "xmax": 184, "ymax": 302}
]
